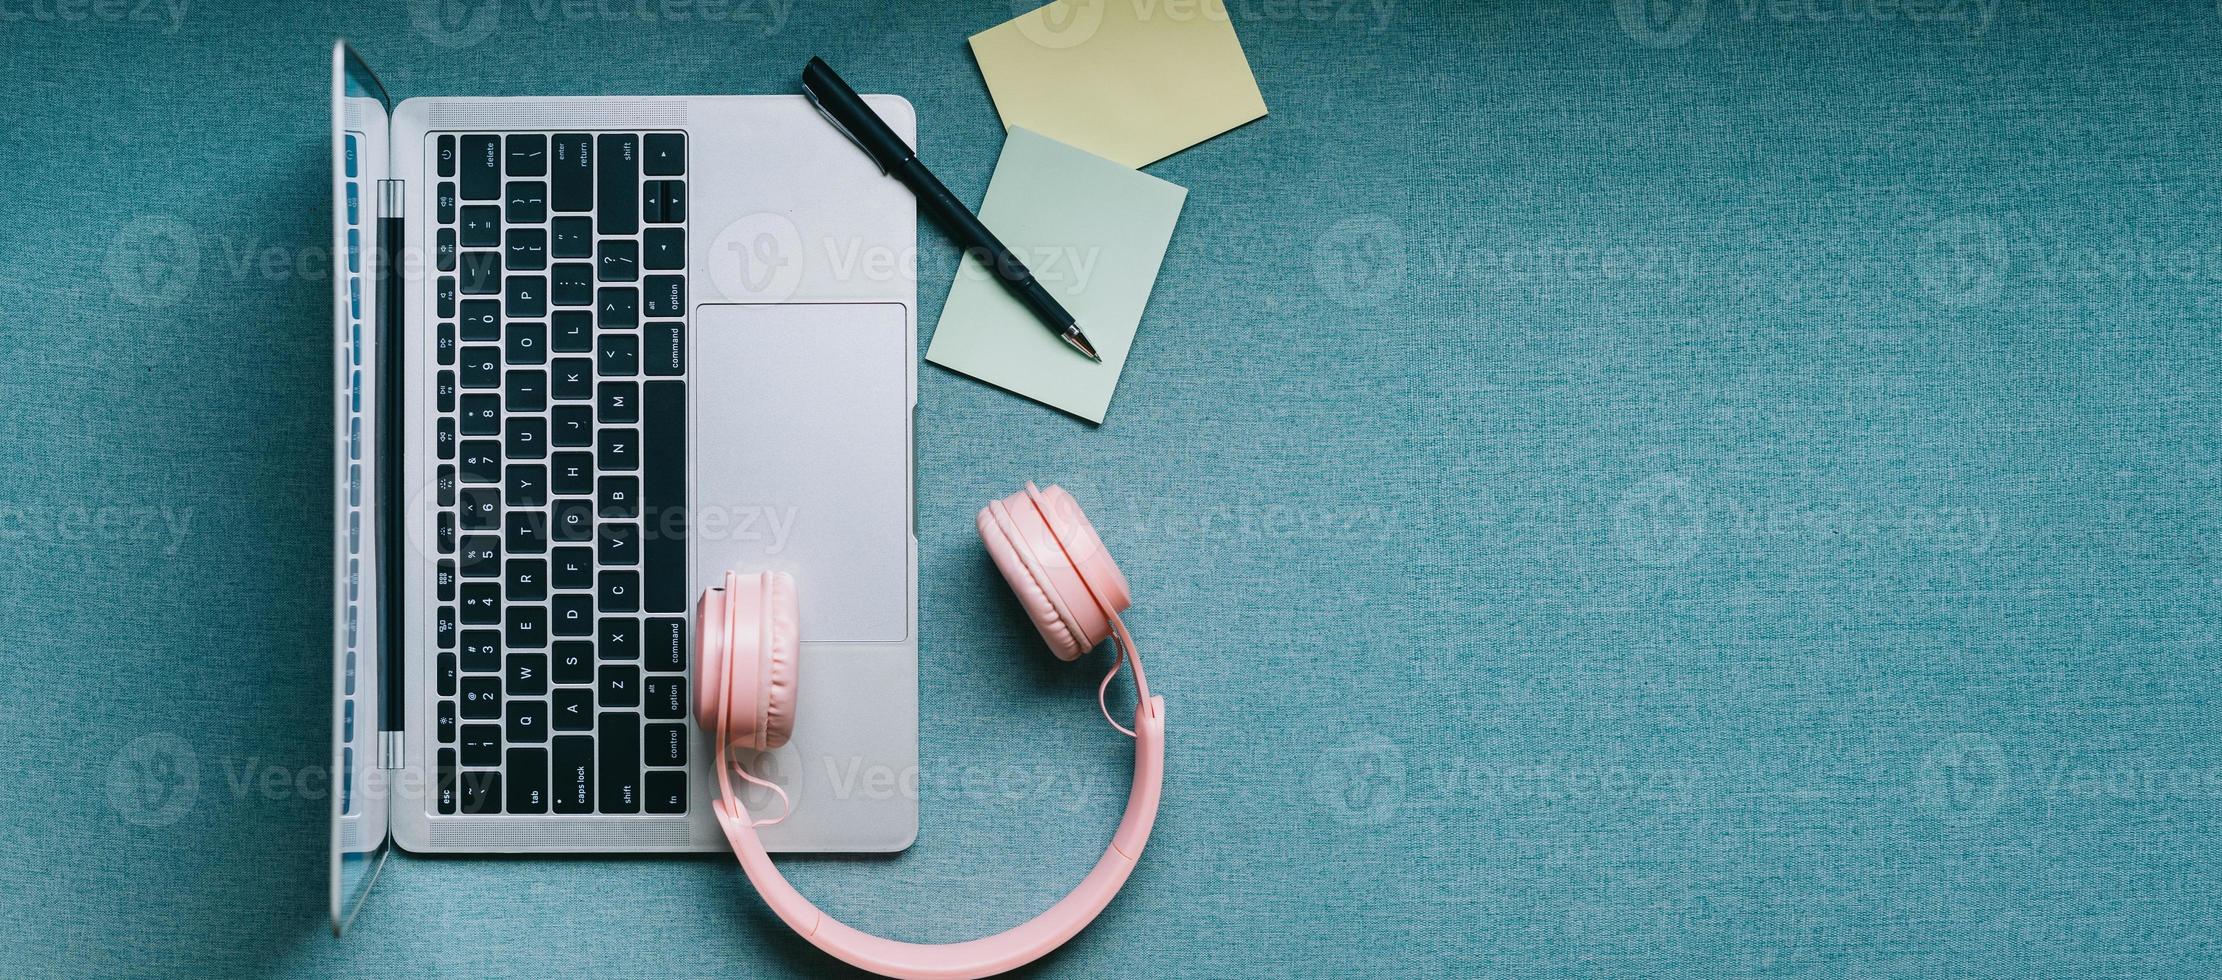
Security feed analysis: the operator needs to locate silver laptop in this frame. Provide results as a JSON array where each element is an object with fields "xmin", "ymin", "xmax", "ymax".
[{"xmin": 330, "ymin": 40, "xmax": 918, "ymax": 932}]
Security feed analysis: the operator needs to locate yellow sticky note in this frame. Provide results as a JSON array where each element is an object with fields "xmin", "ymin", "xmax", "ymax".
[{"xmin": 969, "ymin": 0, "xmax": 1268, "ymax": 168}]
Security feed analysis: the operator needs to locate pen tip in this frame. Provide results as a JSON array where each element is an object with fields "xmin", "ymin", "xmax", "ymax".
[{"xmin": 1062, "ymin": 328, "xmax": 1102, "ymax": 363}]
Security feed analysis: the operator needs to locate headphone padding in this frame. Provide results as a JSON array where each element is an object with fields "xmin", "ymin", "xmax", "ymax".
[
  {"xmin": 978, "ymin": 500, "xmax": 1085, "ymax": 661},
  {"xmin": 757, "ymin": 571, "xmax": 800, "ymax": 750}
]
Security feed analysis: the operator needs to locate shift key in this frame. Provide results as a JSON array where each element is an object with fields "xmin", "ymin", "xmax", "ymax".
[{"xmin": 597, "ymin": 134, "xmax": 638, "ymax": 235}]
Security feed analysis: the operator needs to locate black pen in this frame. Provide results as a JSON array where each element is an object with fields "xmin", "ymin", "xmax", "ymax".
[{"xmin": 802, "ymin": 56, "xmax": 1102, "ymax": 363}]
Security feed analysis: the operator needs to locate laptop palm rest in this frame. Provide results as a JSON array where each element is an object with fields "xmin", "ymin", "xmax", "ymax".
[{"xmin": 690, "ymin": 302, "xmax": 910, "ymax": 643}]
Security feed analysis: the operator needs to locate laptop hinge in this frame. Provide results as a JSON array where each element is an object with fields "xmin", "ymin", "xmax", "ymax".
[{"xmin": 375, "ymin": 177, "xmax": 406, "ymax": 772}]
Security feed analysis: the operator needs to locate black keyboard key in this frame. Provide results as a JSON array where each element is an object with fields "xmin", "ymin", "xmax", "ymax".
[
  {"xmin": 505, "ymin": 465, "xmax": 548, "ymax": 509},
  {"xmin": 553, "ymin": 404, "xmax": 593, "ymax": 447},
  {"xmin": 507, "ymin": 652, "xmax": 548, "ymax": 697},
  {"xmin": 555, "ymin": 689, "xmax": 593, "ymax": 731},
  {"xmin": 552, "ymin": 311, "xmax": 592, "ymax": 352},
  {"xmin": 597, "ymin": 381, "xmax": 637, "ymax": 423},
  {"xmin": 598, "ymin": 287, "xmax": 637, "ymax": 328},
  {"xmin": 552, "ymin": 134, "xmax": 593, "ymax": 213},
  {"xmin": 506, "ymin": 603, "xmax": 546, "ymax": 648},
  {"xmin": 506, "ymin": 747, "xmax": 548, "ymax": 813},
  {"xmin": 437, "ymin": 559, "xmax": 458, "ymax": 602},
  {"xmin": 644, "ymin": 676, "xmax": 685, "ymax": 719},
  {"xmin": 461, "ymin": 135, "xmax": 500, "ymax": 199},
  {"xmin": 505, "ymin": 181, "xmax": 547, "ymax": 224},
  {"xmin": 437, "ymin": 181, "xmax": 457, "ymax": 223},
  {"xmin": 460, "ymin": 205, "xmax": 500, "ymax": 247},
  {"xmin": 645, "ymin": 322, "xmax": 684, "ymax": 376},
  {"xmin": 660, "ymin": 180, "xmax": 684, "ymax": 222},
  {"xmin": 505, "ymin": 228, "xmax": 547, "ymax": 271},
  {"xmin": 599, "ymin": 570, "xmax": 640, "ymax": 612},
  {"xmin": 506, "ymin": 509, "xmax": 549, "ymax": 553},
  {"xmin": 438, "ymin": 320, "xmax": 456, "ymax": 365},
  {"xmin": 554, "ymin": 593, "xmax": 594, "ymax": 636},
  {"xmin": 461, "ymin": 581, "xmax": 499, "ymax": 623},
  {"xmin": 646, "ymin": 770, "xmax": 686, "ymax": 814},
  {"xmin": 643, "ymin": 381, "xmax": 686, "ymax": 612},
  {"xmin": 553, "ymin": 498, "xmax": 595, "ymax": 543},
  {"xmin": 552, "ymin": 546, "xmax": 593, "ymax": 590},
  {"xmin": 505, "ymin": 273, "xmax": 547, "ymax": 318},
  {"xmin": 460, "ymin": 770, "xmax": 501, "ymax": 814},
  {"xmin": 505, "ymin": 556, "xmax": 547, "ymax": 601},
  {"xmin": 460, "ymin": 441, "xmax": 501, "ymax": 483},
  {"xmin": 552, "ymin": 263, "xmax": 593, "ymax": 306},
  {"xmin": 436, "ymin": 605, "xmax": 458, "ymax": 649},
  {"xmin": 437, "ymin": 511, "xmax": 458, "ymax": 554},
  {"xmin": 506, "ymin": 415, "xmax": 548, "ymax": 459},
  {"xmin": 461, "ymin": 299, "xmax": 500, "ymax": 340},
  {"xmin": 643, "ymin": 228, "xmax": 685, "ymax": 269},
  {"xmin": 461, "ymin": 677, "xmax": 502, "ymax": 720},
  {"xmin": 436, "ymin": 418, "xmax": 457, "ymax": 460},
  {"xmin": 553, "ymin": 735, "xmax": 594, "ymax": 813},
  {"xmin": 506, "ymin": 321, "xmax": 546, "ymax": 365},
  {"xmin": 461, "ymin": 251, "xmax": 500, "ymax": 294},
  {"xmin": 552, "ymin": 358, "xmax": 592, "ymax": 401},
  {"xmin": 644, "ymin": 133, "xmax": 685, "ymax": 176},
  {"xmin": 461, "ymin": 629, "xmax": 501, "ymax": 672},
  {"xmin": 437, "ymin": 652, "xmax": 457, "ymax": 696},
  {"xmin": 437, "ymin": 465, "xmax": 459, "ymax": 507},
  {"xmin": 600, "ymin": 665, "xmax": 640, "ymax": 708},
  {"xmin": 642, "ymin": 181, "xmax": 666, "ymax": 224},
  {"xmin": 436, "ymin": 227, "xmax": 457, "ymax": 271},
  {"xmin": 643, "ymin": 276, "xmax": 684, "ymax": 319},
  {"xmin": 599, "ymin": 711, "xmax": 641, "ymax": 813},
  {"xmin": 439, "ymin": 135, "xmax": 457, "ymax": 177},
  {"xmin": 505, "ymin": 369, "xmax": 547, "ymax": 413},
  {"xmin": 598, "ymin": 334, "xmax": 638, "ymax": 377},
  {"xmin": 459, "ymin": 487, "xmax": 499, "ymax": 531},
  {"xmin": 598, "ymin": 426, "xmax": 638, "ymax": 472},
  {"xmin": 438, "ymin": 748, "xmax": 458, "ymax": 814},
  {"xmin": 598, "ymin": 240, "xmax": 638, "ymax": 282},
  {"xmin": 461, "ymin": 347, "xmax": 500, "ymax": 389},
  {"xmin": 506, "ymin": 134, "xmax": 547, "ymax": 176},
  {"xmin": 599, "ymin": 616, "xmax": 637, "ymax": 660},
  {"xmin": 460, "ymin": 725, "xmax": 501, "ymax": 766},
  {"xmin": 460, "ymin": 534, "xmax": 500, "ymax": 576},
  {"xmin": 647, "ymin": 618, "xmax": 685, "ymax": 672},
  {"xmin": 599, "ymin": 476, "xmax": 639, "ymax": 518},
  {"xmin": 553, "ymin": 642, "xmax": 595, "ymax": 686},
  {"xmin": 439, "ymin": 701, "xmax": 458, "ymax": 743},
  {"xmin": 597, "ymin": 133, "xmax": 639, "ymax": 235},
  {"xmin": 646, "ymin": 722, "xmax": 686, "ymax": 765},
  {"xmin": 552, "ymin": 453, "xmax": 594, "ymax": 496},
  {"xmin": 461, "ymin": 393, "xmax": 500, "ymax": 435},
  {"xmin": 507, "ymin": 697, "xmax": 548, "ymax": 743},
  {"xmin": 598, "ymin": 521, "xmax": 638, "ymax": 566},
  {"xmin": 437, "ymin": 276, "xmax": 457, "ymax": 317},
  {"xmin": 551, "ymin": 215, "xmax": 593, "ymax": 257}
]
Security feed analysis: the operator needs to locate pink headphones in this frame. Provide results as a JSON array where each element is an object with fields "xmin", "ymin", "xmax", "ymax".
[{"xmin": 696, "ymin": 482, "xmax": 1165, "ymax": 980}]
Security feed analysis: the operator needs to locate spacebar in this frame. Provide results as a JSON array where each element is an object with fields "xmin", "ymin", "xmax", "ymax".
[{"xmin": 644, "ymin": 380, "xmax": 685, "ymax": 612}]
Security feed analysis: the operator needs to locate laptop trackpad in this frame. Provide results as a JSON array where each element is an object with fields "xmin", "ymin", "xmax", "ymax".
[{"xmin": 691, "ymin": 303, "xmax": 909, "ymax": 643}]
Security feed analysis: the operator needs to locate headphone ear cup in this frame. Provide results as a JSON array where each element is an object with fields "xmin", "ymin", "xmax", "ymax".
[
  {"xmin": 757, "ymin": 572, "xmax": 800, "ymax": 750},
  {"xmin": 693, "ymin": 575, "xmax": 734, "ymax": 735},
  {"xmin": 979, "ymin": 500, "xmax": 1086, "ymax": 661},
  {"xmin": 695, "ymin": 571, "xmax": 801, "ymax": 751}
]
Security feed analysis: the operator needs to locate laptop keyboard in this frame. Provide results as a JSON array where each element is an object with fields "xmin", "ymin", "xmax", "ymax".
[{"xmin": 429, "ymin": 132, "xmax": 690, "ymax": 817}]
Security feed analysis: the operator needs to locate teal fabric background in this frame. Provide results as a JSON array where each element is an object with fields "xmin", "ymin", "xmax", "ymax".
[{"xmin": 4, "ymin": 0, "xmax": 2220, "ymax": 976}]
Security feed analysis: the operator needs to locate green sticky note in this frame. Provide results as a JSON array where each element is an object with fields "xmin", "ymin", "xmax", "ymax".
[{"xmin": 926, "ymin": 127, "xmax": 1188, "ymax": 423}]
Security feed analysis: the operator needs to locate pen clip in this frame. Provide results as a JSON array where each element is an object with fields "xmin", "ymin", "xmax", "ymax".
[{"xmin": 802, "ymin": 83, "xmax": 886, "ymax": 176}]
